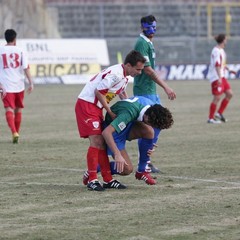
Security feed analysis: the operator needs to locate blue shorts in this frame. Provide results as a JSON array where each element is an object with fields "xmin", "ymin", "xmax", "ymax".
[{"xmin": 137, "ymin": 94, "xmax": 161, "ymax": 104}]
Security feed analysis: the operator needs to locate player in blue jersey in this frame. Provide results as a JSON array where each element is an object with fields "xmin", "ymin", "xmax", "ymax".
[{"xmin": 102, "ymin": 96, "xmax": 173, "ymax": 185}]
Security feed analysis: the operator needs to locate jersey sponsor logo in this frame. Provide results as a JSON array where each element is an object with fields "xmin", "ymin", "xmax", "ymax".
[
  {"xmin": 105, "ymin": 92, "xmax": 116, "ymax": 103},
  {"xmin": 92, "ymin": 121, "xmax": 100, "ymax": 129},
  {"xmin": 118, "ymin": 122, "xmax": 126, "ymax": 131}
]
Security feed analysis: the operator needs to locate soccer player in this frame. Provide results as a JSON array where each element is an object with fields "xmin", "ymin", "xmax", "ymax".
[
  {"xmin": 102, "ymin": 96, "xmax": 174, "ymax": 185},
  {"xmin": 133, "ymin": 15, "xmax": 176, "ymax": 172},
  {"xmin": 207, "ymin": 34, "xmax": 236, "ymax": 124},
  {"xmin": 0, "ymin": 29, "xmax": 34, "ymax": 143},
  {"xmin": 75, "ymin": 50, "xmax": 146, "ymax": 191}
]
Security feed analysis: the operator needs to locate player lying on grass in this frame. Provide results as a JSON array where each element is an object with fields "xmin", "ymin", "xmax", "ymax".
[{"xmin": 83, "ymin": 96, "xmax": 174, "ymax": 186}]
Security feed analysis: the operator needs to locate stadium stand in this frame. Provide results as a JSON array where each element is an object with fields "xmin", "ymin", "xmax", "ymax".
[
  {"xmin": 1, "ymin": 0, "xmax": 239, "ymax": 65},
  {"xmin": 44, "ymin": 0, "xmax": 240, "ymax": 64}
]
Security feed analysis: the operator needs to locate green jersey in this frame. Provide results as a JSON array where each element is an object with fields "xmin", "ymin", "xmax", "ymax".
[
  {"xmin": 105, "ymin": 97, "xmax": 150, "ymax": 133},
  {"xmin": 133, "ymin": 34, "xmax": 156, "ymax": 95}
]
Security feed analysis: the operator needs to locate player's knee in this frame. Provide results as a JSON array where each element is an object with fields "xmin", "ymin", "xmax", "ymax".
[
  {"xmin": 143, "ymin": 126, "xmax": 154, "ymax": 139},
  {"xmin": 226, "ymin": 92, "xmax": 233, "ymax": 99},
  {"xmin": 121, "ymin": 165, "xmax": 133, "ymax": 175}
]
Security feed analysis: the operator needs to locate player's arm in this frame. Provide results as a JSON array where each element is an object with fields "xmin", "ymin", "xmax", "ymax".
[
  {"xmin": 215, "ymin": 66, "xmax": 222, "ymax": 84},
  {"xmin": 95, "ymin": 89, "xmax": 116, "ymax": 120},
  {"xmin": 144, "ymin": 66, "xmax": 176, "ymax": 100},
  {"xmin": 118, "ymin": 90, "xmax": 128, "ymax": 100},
  {"xmin": 102, "ymin": 125, "xmax": 127, "ymax": 173},
  {"xmin": 225, "ymin": 66, "xmax": 237, "ymax": 75},
  {"xmin": 24, "ymin": 67, "xmax": 34, "ymax": 94}
]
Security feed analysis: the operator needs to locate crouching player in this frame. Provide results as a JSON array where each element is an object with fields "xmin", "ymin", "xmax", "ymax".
[{"xmin": 102, "ymin": 96, "xmax": 174, "ymax": 185}]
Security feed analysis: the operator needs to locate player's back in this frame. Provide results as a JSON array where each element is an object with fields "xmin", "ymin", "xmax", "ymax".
[{"xmin": 0, "ymin": 45, "xmax": 26, "ymax": 92}]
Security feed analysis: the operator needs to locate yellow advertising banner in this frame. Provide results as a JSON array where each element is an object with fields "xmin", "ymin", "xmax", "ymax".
[{"xmin": 30, "ymin": 63, "xmax": 101, "ymax": 77}]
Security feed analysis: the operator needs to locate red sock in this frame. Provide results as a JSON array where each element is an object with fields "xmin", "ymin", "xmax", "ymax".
[
  {"xmin": 209, "ymin": 103, "xmax": 217, "ymax": 119},
  {"xmin": 218, "ymin": 98, "xmax": 229, "ymax": 114},
  {"xmin": 87, "ymin": 147, "xmax": 99, "ymax": 182},
  {"xmin": 15, "ymin": 112, "xmax": 22, "ymax": 133},
  {"xmin": 98, "ymin": 149, "xmax": 112, "ymax": 183},
  {"xmin": 6, "ymin": 111, "xmax": 16, "ymax": 133}
]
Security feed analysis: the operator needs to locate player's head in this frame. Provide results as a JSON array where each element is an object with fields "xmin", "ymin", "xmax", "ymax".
[
  {"xmin": 124, "ymin": 50, "xmax": 146, "ymax": 77},
  {"xmin": 215, "ymin": 34, "xmax": 226, "ymax": 45},
  {"xmin": 141, "ymin": 15, "xmax": 157, "ymax": 37},
  {"xmin": 144, "ymin": 104, "xmax": 174, "ymax": 129},
  {"xmin": 5, "ymin": 29, "xmax": 17, "ymax": 43},
  {"xmin": 124, "ymin": 50, "xmax": 146, "ymax": 66}
]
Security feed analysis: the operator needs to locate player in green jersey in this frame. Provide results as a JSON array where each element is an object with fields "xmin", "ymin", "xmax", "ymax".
[
  {"xmin": 102, "ymin": 96, "xmax": 174, "ymax": 185},
  {"xmin": 134, "ymin": 15, "xmax": 176, "ymax": 173}
]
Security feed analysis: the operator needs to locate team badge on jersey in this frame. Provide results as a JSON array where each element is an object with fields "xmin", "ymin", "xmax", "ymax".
[
  {"xmin": 118, "ymin": 122, "xmax": 126, "ymax": 131},
  {"xmin": 92, "ymin": 121, "xmax": 100, "ymax": 129}
]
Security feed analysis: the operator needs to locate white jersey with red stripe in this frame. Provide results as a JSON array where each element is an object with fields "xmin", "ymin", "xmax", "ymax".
[
  {"xmin": 207, "ymin": 46, "xmax": 226, "ymax": 83},
  {"xmin": 0, "ymin": 45, "xmax": 29, "ymax": 92},
  {"xmin": 78, "ymin": 63, "xmax": 129, "ymax": 108}
]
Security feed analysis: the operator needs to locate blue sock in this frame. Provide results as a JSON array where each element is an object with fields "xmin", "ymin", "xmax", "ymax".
[
  {"xmin": 110, "ymin": 161, "xmax": 119, "ymax": 175},
  {"xmin": 97, "ymin": 161, "xmax": 119, "ymax": 175},
  {"xmin": 153, "ymin": 128, "xmax": 161, "ymax": 144},
  {"xmin": 137, "ymin": 138, "xmax": 154, "ymax": 172}
]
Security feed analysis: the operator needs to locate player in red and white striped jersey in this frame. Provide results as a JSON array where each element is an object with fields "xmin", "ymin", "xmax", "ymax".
[
  {"xmin": 75, "ymin": 50, "xmax": 146, "ymax": 191},
  {"xmin": 207, "ymin": 34, "xmax": 236, "ymax": 124},
  {"xmin": 0, "ymin": 29, "xmax": 33, "ymax": 143}
]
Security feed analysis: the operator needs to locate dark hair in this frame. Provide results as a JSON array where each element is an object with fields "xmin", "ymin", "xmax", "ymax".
[
  {"xmin": 145, "ymin": 104, "xmax": 174, "ymax": 129},
  {"xmin": 215, "ymin": 34, "xmax": 226, "ymax": 44},
  {"xmin": 124, "ymin": 50, "xmax": 146, "ymax": 66},
  {"xmin": 141, "ymin": 15, "xmax": 156, "ymax": 24},
  {"xmin": 5, "ymin": 29, "xmax": 17, "ymax": 43}
]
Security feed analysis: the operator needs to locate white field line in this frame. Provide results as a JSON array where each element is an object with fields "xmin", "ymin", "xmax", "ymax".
[
  {"xmin": 161, "ymin": 175, "xmax": 240, "ymax": 186},
  {"xmin": 0, "ymin": 164, "xmax": 240, "ymax": 187},
  {"xmin": 0, "ymin": 181, "xmax": 80, "ymax": 187}
]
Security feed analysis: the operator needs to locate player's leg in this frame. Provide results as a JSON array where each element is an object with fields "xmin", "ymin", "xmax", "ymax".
[
  {"xmin": 88, "ymin": 134, "xmax": 106, "ymax": 183},
  {"xmin": 208, "ymin": 80, "xmax": 222, "ymax": 124},
  {"xmin": 75, "ymin": 99, "xmax": 105, "ymax": 191},
  {"xmin": 76, "ymin": 99, "xmax": 125, "ymax": 190},
  {"xmin": 139, "ymin": 94, "xmax": 161, "ymax": 173},
  {"xmin": 14, "ymin": 108, "xmax": 22, "ymax": 133},
  {"xmin": 14, "ymin": 91, "xmax": 24, "ymax": 135},
  {"xmin": 215, "ymin": 78, "xmax": 233, "ymax": 122},
  {"xmin": 128, "ymin": 122, "xmax": 156, "ymax": 185},
  {"xmin": 2, "ymin": 93, "xmax": 19, "ymax": 143},
  {"xmin": 144, "ymin": 128, "xmax": 161, "ymax": 173}
]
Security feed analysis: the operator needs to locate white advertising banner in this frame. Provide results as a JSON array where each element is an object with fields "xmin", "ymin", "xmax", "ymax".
[{"xmin": 0, "ymin": 39, "xmax": 109, "ymax": 65}]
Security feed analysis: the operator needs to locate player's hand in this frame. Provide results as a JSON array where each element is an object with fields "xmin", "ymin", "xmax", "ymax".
[
  {"xmin": 0, "ymin": 87, "xmax": 6, "ymax": 99},
  {"xmin": 147, "ymin": 143, "xmax": 158, "ymax": 157},
  {"xmin": 109, "ymin": 111, "xmax": 117, "ymax": 120},
  {"xmin": 27, "ymin": 84, "xmax": 34, "ymax": 94},
  {"xmin": 165, "ymin": 87, "xmax": 176, "ymax": 100},
  {"xmin": 114, "ymin": 153, "xmax": 128, "ymax": 173}
]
